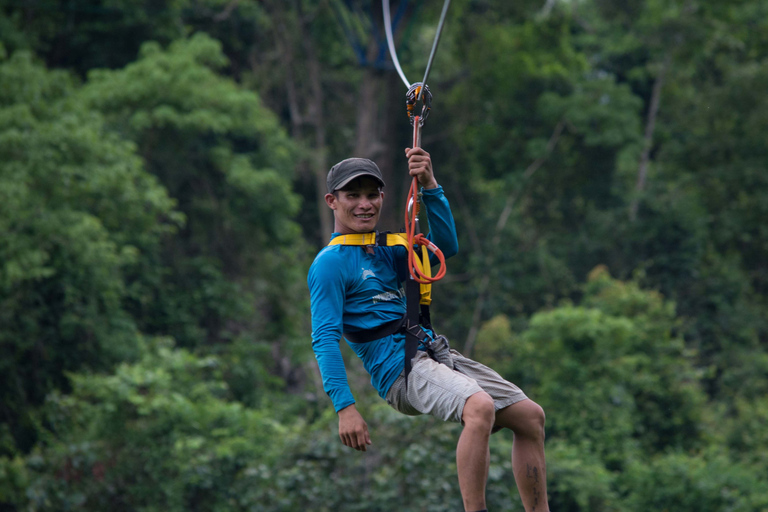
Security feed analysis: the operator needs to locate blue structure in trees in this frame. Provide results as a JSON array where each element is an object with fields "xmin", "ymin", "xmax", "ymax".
[{"xmin": 332, "ymin": 0, "xmax": 421, "ymax": 70}]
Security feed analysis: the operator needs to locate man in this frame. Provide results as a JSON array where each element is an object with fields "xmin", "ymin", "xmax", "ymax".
[{"xmin": 308, "ymin": 147, "xmax": 550, "ymax": 512}]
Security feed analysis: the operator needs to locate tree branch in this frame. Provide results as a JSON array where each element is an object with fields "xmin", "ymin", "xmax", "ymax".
[
  {"xmin": 630, "ymin": 55, "xmax": 670, "ymax": 222},
  {"xmin": 213, "ymin": 0, "xmax": 241, "ymax": 22}
]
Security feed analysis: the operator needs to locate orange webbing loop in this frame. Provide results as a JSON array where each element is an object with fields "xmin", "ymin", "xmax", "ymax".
[{"xmin": 405, "ymin": 114, "xmax": 447, "ymax": 285}]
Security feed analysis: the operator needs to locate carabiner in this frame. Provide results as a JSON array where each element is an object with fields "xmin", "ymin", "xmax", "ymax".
[{"xmin": 406, "ymin": 82, "xmax": 432, "ymax": 127}]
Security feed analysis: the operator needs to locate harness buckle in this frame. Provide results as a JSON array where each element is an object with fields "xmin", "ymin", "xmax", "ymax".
[
  {"xmin": 375, "ymin": 231, "xmax": 391, "ymax": 247},
  {"xmin": 404, "ymin": 321, "xmax": 429, "ymax": 343}
]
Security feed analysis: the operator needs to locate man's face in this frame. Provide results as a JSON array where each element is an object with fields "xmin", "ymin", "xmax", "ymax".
[{"xmin": 325, "ymin": 176, "xmax": 384, "ymax": 234}]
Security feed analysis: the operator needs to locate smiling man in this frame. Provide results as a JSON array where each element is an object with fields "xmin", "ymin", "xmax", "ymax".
[{"xmin": 307, "ymin": 148, "xmax": 550, "ymax": 512}]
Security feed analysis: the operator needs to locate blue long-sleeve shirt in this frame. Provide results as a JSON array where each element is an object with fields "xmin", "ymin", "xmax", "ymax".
[{"xmin": 308, "ymin": 186, "xmax": 458, "ymax": 412}]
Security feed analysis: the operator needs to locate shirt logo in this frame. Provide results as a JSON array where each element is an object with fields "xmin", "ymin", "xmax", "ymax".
[
  {"xmin": 372, "ymin": 291, "xmax": 399, "ymax": 303},
  {"xmin": 371, "ymin": 287, "xmax": 406, "ymax": 304},
  {"xmin": 362, "ymin": 269, "xmax": 376, "ymax": 280}
]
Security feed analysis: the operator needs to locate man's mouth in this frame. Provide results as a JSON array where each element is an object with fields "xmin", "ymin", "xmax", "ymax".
[{"xmin": 355, "ymin": 214, "xmax": 374, "ymax": 219}]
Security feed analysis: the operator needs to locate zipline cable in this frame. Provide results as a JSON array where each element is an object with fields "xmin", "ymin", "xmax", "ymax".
[
  {"xmin": 383, "ymin": 0, "xmax": 411, "ymax": 88},
  {"xmin": 383, "ymin": 0, "xmax": 452, "ymax": 96},
  {"xmin": 417, "ymin": 0, "xmax": 451, "ymax": 102}
]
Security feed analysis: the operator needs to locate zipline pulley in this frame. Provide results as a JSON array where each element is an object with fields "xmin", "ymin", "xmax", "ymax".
[{"xmin": 406, "ymin": 82, "xmax": 432, "ymax": 127}]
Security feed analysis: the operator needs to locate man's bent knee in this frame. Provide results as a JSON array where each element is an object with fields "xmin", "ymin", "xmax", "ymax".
[
  {"xmin": 496, "ymin": 399, "xmax": 546, "ymax": 440},
  {"xmin": 462, "ymin": 391, "xmax": 495, "ymax": 430},
  {"xmin": 526, "ymin": 401, "xmax": 546, "ymax": 440}
]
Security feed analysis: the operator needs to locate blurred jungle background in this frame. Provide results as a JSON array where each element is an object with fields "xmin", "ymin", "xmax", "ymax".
[{"xmin": 1, "ymin": 0, "xmax": 767, "ymax": 510}]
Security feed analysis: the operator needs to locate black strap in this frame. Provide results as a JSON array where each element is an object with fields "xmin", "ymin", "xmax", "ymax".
[
  {"xmin": 343, "ymin": 315, "xmax": 406, "ymax": 344},
  {"xmin": 419, "ymin": 304, "xmax": 433, "ymax": 331},
  {"xmin": 403, "ymin": 277, "xmax": 427, "ymax": 388}
]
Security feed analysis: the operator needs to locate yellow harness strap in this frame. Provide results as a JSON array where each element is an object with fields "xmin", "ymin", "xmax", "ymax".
[{"xmin": 328, "ymin": 232, "xmax": 432, "ymax": 305}]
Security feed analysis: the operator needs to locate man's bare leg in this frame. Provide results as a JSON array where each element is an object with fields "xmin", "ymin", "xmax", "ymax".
[
  {"xmin": 496, "ymin": 399, "xmax": 549, "ymax": 512},
  {"xmin": 457, "ymin": 392, "xmax": 495, "ymax": 511}
]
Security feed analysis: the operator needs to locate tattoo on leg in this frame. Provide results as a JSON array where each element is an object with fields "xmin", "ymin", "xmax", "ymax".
[{"xmin": 526, "ymin": 463, "xmax": 540, "ymax": 511}]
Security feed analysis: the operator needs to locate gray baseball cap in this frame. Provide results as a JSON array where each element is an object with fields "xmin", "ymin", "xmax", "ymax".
[{"xmin": 327, "ymin": 158, "xmax": 385, "ymax": 193}]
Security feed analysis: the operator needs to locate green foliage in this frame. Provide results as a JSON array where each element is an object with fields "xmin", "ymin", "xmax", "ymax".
[
  {"xmin": 82, "ymin": 33, "xmax": 298, "ymax": 248},
  {"xmin": 449, "ymin": 12, "xmax": 588, "ymax": 183},
  {"xmin": 7, "ymin": 357, "xmax": 495, "ymax": 511},
  {"xmin": 14, "ymin": 339, "xmax": 286, "ymax": 512},
  {"xmin": 0, "ymin": 0, "xmax": 189, "ymax": 73},
  {"xmin": 235, "ymin": 406, "xmax": 468, "ymax": 512},
  {"xmin": 474, "ymin": 270, "xmax": 768, "ymax": 510},
  {"xmin": 477, "ymin": 270, "xmax": 706, "ymax": 469},
  {"xmin": 620, "ymin": 450, "xmax": 768, "ymax": 511},
  {"xmin": 1, "ymin": 1, "xmax": 768, "ymax": 510},
  {"xmin": 516, "ymin": 270, "xmax": 705, "ymax": 461},
  {"xmin": 0, "ymin": 32, "xmax": 307, "ymax": 463},
  {"xmin": 646, "ymin": 36, "xmax": 768, "ymax": 398},
  {"xmin": 0, "ymin": 50, "xmax": 180, "ymax": 455},
  {"xmin": 79, "ymin": 33, "xmax": 305, "ymax": 349},
  {"xmin": 720, "ymin": 396, "xmax": 768, "ymax": 469},
  {"xmin": 545, "ymin": 440, "xmax": 620, "ymax": 512}
]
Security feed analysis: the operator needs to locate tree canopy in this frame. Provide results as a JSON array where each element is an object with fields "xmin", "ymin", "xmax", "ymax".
[{"xmin": 1, "ymin": 0, "xmax": 767, "ymax": 510}]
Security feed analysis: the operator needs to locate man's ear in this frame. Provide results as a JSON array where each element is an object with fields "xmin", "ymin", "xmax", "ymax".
[{"xmin": 324, "ymin": 193, "xmax": 337, "ymax": 210}]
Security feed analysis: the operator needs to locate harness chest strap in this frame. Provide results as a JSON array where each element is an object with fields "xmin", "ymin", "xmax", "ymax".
[{"xmin": 327, "ymin": 232, "xmax": 432, "ymax": 304}]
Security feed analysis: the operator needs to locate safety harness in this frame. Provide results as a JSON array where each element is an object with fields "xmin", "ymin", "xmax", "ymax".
[{"xmin": 327, "ymin": 231, "xmax": 438, "ymax": 384}]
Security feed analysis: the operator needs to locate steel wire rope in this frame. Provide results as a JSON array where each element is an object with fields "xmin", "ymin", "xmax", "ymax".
[
  {"xmin": 383, "ymin": 0, "xmax": 411, "ymax": 87},
  {"xmin": 417, "ymin": 0, "xmax": 451, "ymax": 101},
  {"xmin": 383, "ymin": 0, "xmax": 452, "ymax": 94}
]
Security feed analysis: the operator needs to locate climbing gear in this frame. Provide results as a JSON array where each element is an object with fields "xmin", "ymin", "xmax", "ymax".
[
  {"xmin": 383, "ymin": 0, "xmax": 452, "ymax": 285},
  {"xmin": 327, "ymin": 231, "xmax": 438, "ymax": 383},
  {"xmin": 383, "ymin": 0, "xmax": 412, "ymax": 87},
  {"xmin": 424, "ymin": 334, "xmax": 453, "ymax": 369},
  {"xmin": 342, "ymin": 315, "xmax": 406, "ymax": 344},
  {"xmin": 383, "ymin": 0, "xmax": 453, "ymax": 91},
  {"xmin": 406, "ymin": 82, "xmax": 432, "ymax": 127},
  {"xmin": 404, "ymin": 182, "xmax": 446, "ymax": 286},
  {"xmin": 416, "ymin": 0, "xmax": 452, "ymax": 101},
  {"xmin": 327, "ymin": 232, "xmax": 435, "ymax": 305},
  {"xmin": 405, "ymin": 82, "xmax": 431, "ymax": 149},
  {"xmin": 403, "ymin": 84, "xmax": 446, "ymax": 286}
]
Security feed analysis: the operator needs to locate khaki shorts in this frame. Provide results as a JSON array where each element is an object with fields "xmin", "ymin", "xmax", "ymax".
[{"xmin": 385, "ymin": 349, "xmax": 527, "ymax": 428}]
